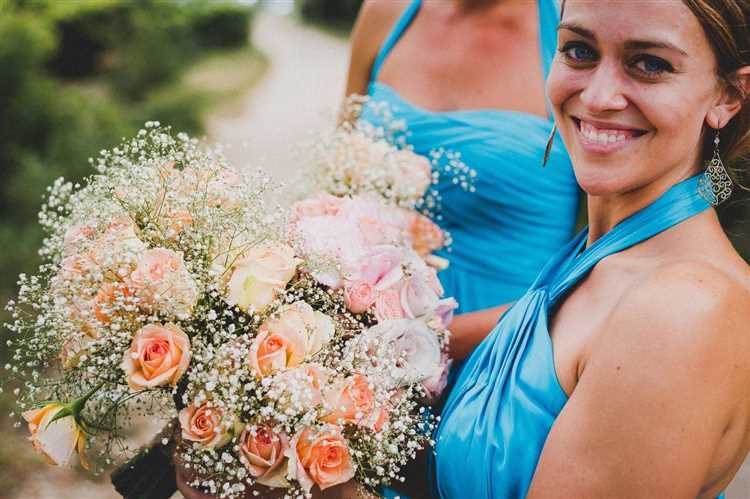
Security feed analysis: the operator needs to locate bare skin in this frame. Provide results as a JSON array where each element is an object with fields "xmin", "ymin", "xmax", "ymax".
[
  {"xmin": 346, "ymin": 0, "xmax": 548, "ymax": 116},
  {"xmin": 522, "ymin": 1, "xmax": 750, "ymax": 497}
]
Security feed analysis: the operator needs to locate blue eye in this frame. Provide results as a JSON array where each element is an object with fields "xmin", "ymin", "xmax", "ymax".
[
  {"xmin": 632, "ymin": 56, "xmax": 674, "ymax": 75},
  {"xmin": 560, "ymin": 42, "xmax": 598, "ymax": 62}
]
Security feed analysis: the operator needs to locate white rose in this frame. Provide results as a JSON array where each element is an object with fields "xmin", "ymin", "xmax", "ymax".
[
  {"xmin": 226, "ymin": 241, "xmax": 301, "ymax": 313},
  {"xmin": 400, "ymin": 274, "xmax": 440, "ymax": 319},
  {"xmin": 23, "ymin": 404, "xmax": 88, "ymax": 469},
  {"xmin": 353, "ymin": 319, "xmax": 442, "ymax": 388}
]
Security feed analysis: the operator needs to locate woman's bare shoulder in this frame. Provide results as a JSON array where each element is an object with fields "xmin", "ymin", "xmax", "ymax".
[
  {"xmin": 600, "ymin": 257, "xmax": 750, "ymax": 384},
  {"xmin": 346, "ymin": 0, "xmax": 412, "ymax": 95}
]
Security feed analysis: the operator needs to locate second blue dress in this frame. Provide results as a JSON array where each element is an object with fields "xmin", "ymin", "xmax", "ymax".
[{"xmin": 362, "ymin": 0, "xmax": 580, "ymax": 313}]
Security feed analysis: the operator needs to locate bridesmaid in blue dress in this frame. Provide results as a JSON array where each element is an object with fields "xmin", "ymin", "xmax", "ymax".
[
  {"xmin": 346, "ymin": 0, "xmax": 580, "ymax": 358},
  {"xmin": 435, "ymin": 0, "xmax": 750, "ymax": 497}
]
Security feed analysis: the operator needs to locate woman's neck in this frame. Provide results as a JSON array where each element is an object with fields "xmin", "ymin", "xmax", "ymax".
[{"xmin": 586, "ymin": 166, "xmax": 700, "ymax": 245}]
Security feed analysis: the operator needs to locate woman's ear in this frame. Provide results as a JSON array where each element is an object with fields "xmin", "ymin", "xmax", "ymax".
[{"xmin": 706, "ymin": 66, "xmax": 750, "ymax": 129}]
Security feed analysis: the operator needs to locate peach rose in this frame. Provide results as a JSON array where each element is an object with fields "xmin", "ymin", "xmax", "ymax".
[
  {"xmin": 227, "ymin": 241, "xmax": 301, "ymax": 313},
  {"xmin": 290, "ymin": 193, "xmax": 344, "ymax": 222},
  {"xmin": 288, "ymin": 426, "xmax": 355, "ymax": 492},
  {"xmin": 273, "ymin": 365, "xmax": 327, "ymax": 410},
  {"xmin": 373, "ymin": 288, "xmax": 405, "ymax": 322},
  {"xmin": 62, "ymin": 224, "xmax": 95, "ymax": 257},
  {"xmin": 130, "ymin": 247, "xmax": 198, "ymax": 318},
  {"xmin": 248, "ymin": 321, "xmax": 306, "ymax": 378},
  {"xmin": 93, "ymin": 281, "xmax": 137, "ymax": 329},
  {"xmin": 239, "ymin": 425, "xmax": 290, "ymax": 487},
  {"xmin": 160, "ymin": 208, "xmax": 193, "ymax": 237},
  {"xmin": 23, "ymin": 403, "xmax": 88, "ymax": 469},
  {"xmin": 322, "ymin": 374, "xmax": 378, "ymax": 428},
  {"xmin": 122, "ymin": 323, "xmax": 191, "ymax": 390},
  {"xmin": 179, "ymin": 402, "xmax": 235, "ymax": 449},
  {"xmin": 343, "ymin": 280, "xmax": 375, "ymax": 314},
  {"xmin": 271, "ymin": 301, "xmax": 335, "ymax": 357},
  {"xmin": 96, "ymin": 216, "xmax": 147, "ymax": 257},
  {"xmin": 407, "ymin": 212, "xmax": 444, "ymax": 257}
]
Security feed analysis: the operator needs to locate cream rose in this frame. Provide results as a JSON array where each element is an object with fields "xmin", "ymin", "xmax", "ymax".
[
  {"xmin": 239, "ymin": 424, "xmax": 290, "ymax": 487},
  {"xmin": 122, "ymin": 323, "xmax": 191, "ymax": 390},
  {"xmin": 130, "ymin": 247, "xmax": 198, "ymax": 318},
  {"xmin": 226, "ymin": 241, "xmax": 300, "ymax": 313},
  {"xmin": 287, "ymin": 426, "xmax": 355, "ymax": 492},
  {"xmin": 23, "ymin": 403, "xmax": 88, "ymax": 469},
  {"xmin": 178, "ymin": 402, "xmax": 235, "ymax": 449}
]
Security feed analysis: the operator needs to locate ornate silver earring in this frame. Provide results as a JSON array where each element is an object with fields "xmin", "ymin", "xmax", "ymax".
[
  {"xmin": 542, "ymin": 123, "xmax": 557, "ymax": 167},
  {"xmin": 698, "ymin": 128, "xmax": 733, "ymax": 206}
]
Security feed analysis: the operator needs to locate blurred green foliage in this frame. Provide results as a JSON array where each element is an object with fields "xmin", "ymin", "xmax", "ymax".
[
  {"xmin": 297, "ymin": 0, "xmax": 363, "ymax": 31},
  {"xmin": 0, "ymin": 0, "xmax": 254, "ymax": 305},
  {"xmin": 0, "ymin": 0, "xmax": 258, "ymax": 490}
]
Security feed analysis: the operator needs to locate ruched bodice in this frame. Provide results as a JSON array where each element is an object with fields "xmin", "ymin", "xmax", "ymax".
[
  {"xmin": 362, "ymin": 0, "xmax": 579, "ymax": 312},
  {"xmin": 434, "ymin": 175, "xmax": 712, "ymax": 498}
]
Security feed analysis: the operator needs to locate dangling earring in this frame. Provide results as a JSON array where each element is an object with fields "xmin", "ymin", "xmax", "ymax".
[
  {"xmin": 698, "ymin": 127, "xmax": 733, "ymax": 206},
  {"xmin": 542, "ymin": 123, "xmax": 557, "ymax": 167}
]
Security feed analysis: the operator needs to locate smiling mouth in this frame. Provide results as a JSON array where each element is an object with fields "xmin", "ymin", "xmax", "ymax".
[{"xmin": 572, "ymin": 117, "xmax": 648, "ymax": 152}]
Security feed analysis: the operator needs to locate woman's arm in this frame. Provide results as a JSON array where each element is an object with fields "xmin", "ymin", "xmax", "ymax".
[
  {"xmin": 344, "ymin": 0, "xmax": 408, "ymax": 98},
  {"xmin": 449, "ymin": 303, "xmax": 512, "ymax": 360},
  {"xmin": 528, "ymin": 265, "xmax": 750, "ymax": 498}
]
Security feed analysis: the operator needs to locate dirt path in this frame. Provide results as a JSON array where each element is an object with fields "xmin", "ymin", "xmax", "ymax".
[{"xmin": 206, "ymin": 10, "xmax": 349, "ymax": 181}]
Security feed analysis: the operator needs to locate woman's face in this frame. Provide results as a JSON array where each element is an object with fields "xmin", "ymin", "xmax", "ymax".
[{"xmin": 547, "ymin": 0, "xmax": 725, "ymax": 197}]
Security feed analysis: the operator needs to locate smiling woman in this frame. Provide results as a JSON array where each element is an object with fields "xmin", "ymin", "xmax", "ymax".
[{"xmin": 431, "ymin": 1, "xmax": 750, "ymax": 498}]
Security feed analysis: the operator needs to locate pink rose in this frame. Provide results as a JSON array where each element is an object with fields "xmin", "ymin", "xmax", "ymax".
[
  {"xmin": 130, "ymin": 247, "xmax": 198, "ymax": 318},
  {"xmin": 426, "ymin": 267, "xmax": 444, "ymax": 297},
  {"xmin": 357, "ymin": 246, "xmax": 404, "ymax": 290},
  {"xmin": 239, "ymin": 425, "xmax": 289, "ymax": 486},
  {"xmin": 434, "ymin": 297, "xmax": 459, "ymax": 331},
  {"xmin": 122, "ymin": 323, "xmax": 191, "ymax": 390},
  {"xmin": 248, "ymin": 315, "xmax": 306, "ymax": 378},
  {"xmin": 343, "ymin": 280, "xmax": 375, "ymax": 314},
  {"xmin": 322, "ymin": 374, "xmax": 376, "ymax": 427},
  {"xmin": 373, "ymin": 288, "xmax": 405, "ymax": 322},
  {"xmin": 422, "ymin": 352, "xmax": 452, "ymax": 400},
  {"xmin": 400, "ymin": 275, "xmax": 440, "ymax": 319},
  {"xmin": 289, "ymin": 426, "xmax": 355, "ymax": 492},
  {"xmin": 178, "ymin": 402, "xmax": 234, "ymax": 449}
]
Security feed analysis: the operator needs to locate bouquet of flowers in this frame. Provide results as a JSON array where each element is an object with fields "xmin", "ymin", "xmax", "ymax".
[{"xmin": 5, "ymin": 123, "xmax": 457, "ymax": 499}]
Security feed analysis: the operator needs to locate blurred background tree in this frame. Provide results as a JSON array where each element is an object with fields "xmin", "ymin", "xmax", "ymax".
[{"xmin": 296, "ymin": 0, "xmax": 363, "ymax": 32}]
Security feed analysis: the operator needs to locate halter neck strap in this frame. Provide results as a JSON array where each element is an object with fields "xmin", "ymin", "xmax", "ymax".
[
  {"xmin": 531, "ymin": 175, "xmax": 711, "ymax": 305},
  {"xmin": 370, "ymin": 0, "xmax": 421, "ymax": 81}
]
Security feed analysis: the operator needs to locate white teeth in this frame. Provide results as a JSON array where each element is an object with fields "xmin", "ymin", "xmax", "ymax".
[{"xmin": 579, "ymin": 121, "xmax": 635, "ymax": 145}]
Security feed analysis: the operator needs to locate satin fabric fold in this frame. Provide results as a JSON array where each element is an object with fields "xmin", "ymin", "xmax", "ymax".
[{"xmin": 434, "ymin": 175, "xmax": 712, "ymax": 498}]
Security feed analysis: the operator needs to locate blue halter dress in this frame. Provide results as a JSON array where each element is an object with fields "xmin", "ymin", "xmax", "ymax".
[
  {"xmin": 362, "ymin": 0, "xmax": 579, "ymax": 314},
  {"xmin": 434, "ymin": 175, "xmax": 716, "ymax": 497}
]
